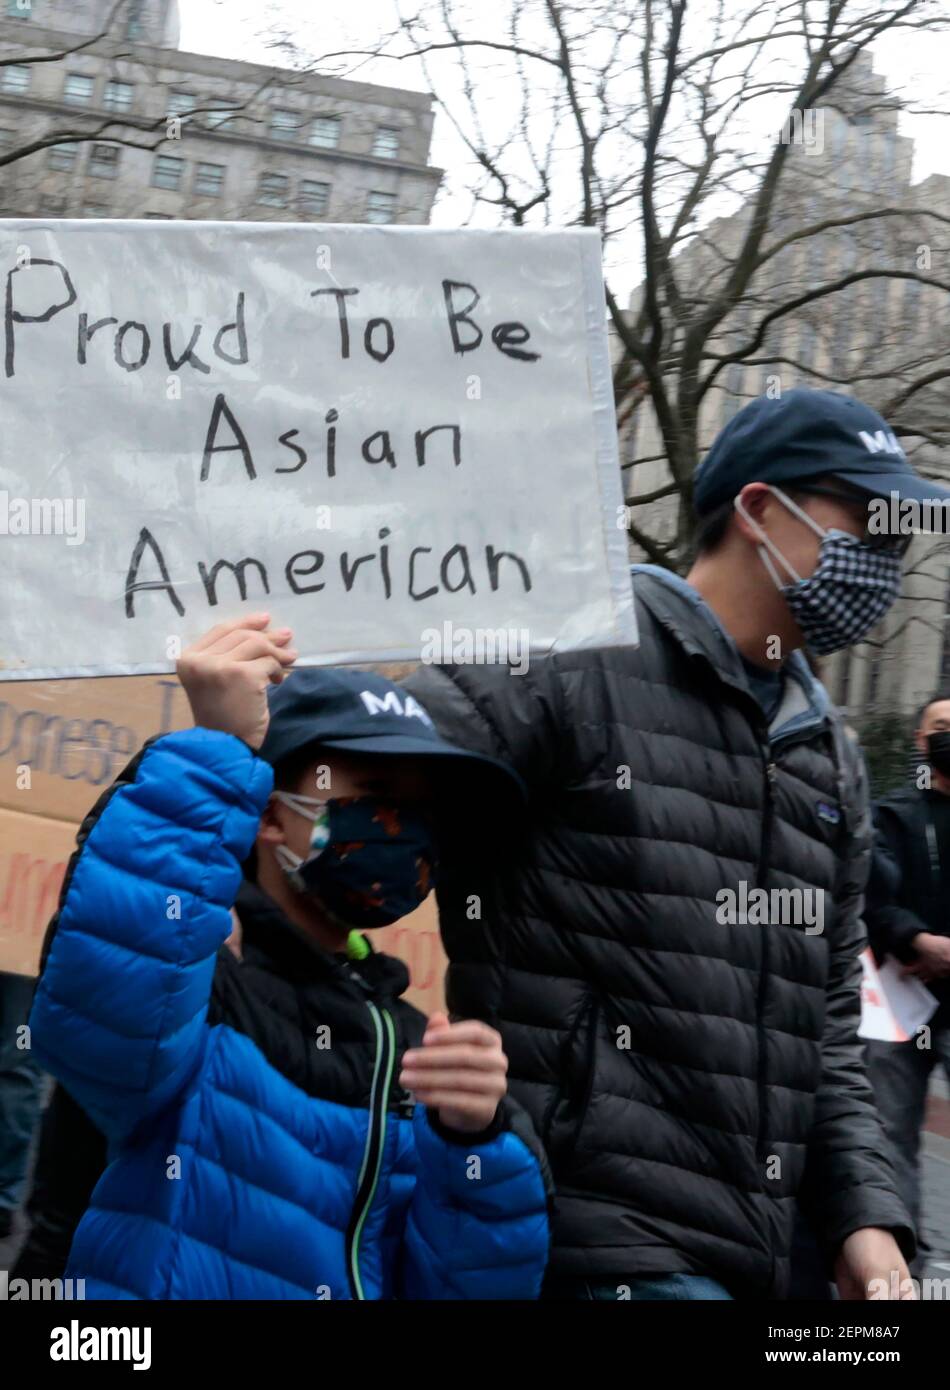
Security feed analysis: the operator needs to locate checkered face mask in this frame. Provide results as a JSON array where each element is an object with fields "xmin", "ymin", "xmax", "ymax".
[{"xmin": 737, "ymin": 486, "xmax": 903, "ymax": 655}]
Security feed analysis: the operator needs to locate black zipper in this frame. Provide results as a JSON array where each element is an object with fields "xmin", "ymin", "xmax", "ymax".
[
  {"xmin": 540, "ymin": 995, "xmax": 598, "ymax": 1154},
  {"xmin": 344, "ymin": 999, "xmax": 396, "ymax": 1300},
  {"xmin": 754, "ymin": 754, "xmax": 777, "ymax": 1164},
  {"xmin": 566, "ymin": 998, "xmax": 601, "ymax": 1154}
]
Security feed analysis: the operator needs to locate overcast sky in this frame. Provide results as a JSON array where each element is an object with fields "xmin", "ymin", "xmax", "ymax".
[{"xmin": 178, "ymin": 0, "xmax": 950, "ymax": 298}]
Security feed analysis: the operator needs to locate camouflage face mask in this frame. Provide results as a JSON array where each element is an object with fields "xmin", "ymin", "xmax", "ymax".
[{"xmin": 272, "ymin": 791, "xmax": 436, "ymax": 929}]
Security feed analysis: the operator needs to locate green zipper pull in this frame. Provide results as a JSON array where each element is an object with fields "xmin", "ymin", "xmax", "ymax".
[{"xmin": 346, "ymin": 930, "xmax": 371, "ymax": 962}]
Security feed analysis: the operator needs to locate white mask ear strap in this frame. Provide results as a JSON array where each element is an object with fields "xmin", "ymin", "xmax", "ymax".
[
  {"xmin": 272, "ymin": 790, "xmax": 326, "ymax": 820},
  {"xmin": 769, "ymin": 484, "xmax": 830, "ymax": 541},
  {"xmin": 734, "ymin": 490, "xmax": 806, "ymax": 585},
  {"xmin": 274, "ymin": 842, "xmax": 303, "ymax": 874}
]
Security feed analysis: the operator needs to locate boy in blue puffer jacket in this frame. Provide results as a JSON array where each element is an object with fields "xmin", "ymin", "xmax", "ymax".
[{"xmin": 28, "ymin": 614, "xmax": 550, "ymax": 1300}]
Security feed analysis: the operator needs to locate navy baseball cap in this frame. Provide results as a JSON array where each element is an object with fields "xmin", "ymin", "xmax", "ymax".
[
  {"xmin": 693, "ymin": 388, "xmax": 950, "ymax": 515},
  {"xmin": 258, "ymin": 666, "xmax": 526, "ymax": 805}
]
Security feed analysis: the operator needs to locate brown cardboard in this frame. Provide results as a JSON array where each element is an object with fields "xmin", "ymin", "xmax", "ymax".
[
  {"xmin": 0, "ymin": 801, "xmax": 447, "ymax": 1011},
  {"xmin": 0, "ymin": 661, "xmax": 447, "ymax": 1009},
  {"xmin": 375, "ymin": 898, "xmax": 447, "ymax": 1015},
  {"xmin": 0, "ymin": 675, "xmax": 190, "ymax": 824},
  {"xmin": 0, "ymin": 806, "xmax": 76, "ymax": 976},
  {"xmin": 0, "ymin": 663, "xmax": 416, "ymax": 826}
]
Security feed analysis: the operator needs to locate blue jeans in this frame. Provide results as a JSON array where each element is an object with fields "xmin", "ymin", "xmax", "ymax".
[
  {"xmin": 0, "ymin": 972, "xmax": 45, "ymax": 1213},
  {"xmin": 547, "ymin": 1274, "xmax": 734, "ymax": 1301}
]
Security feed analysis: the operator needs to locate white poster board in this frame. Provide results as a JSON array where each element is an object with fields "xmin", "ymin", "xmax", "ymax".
[{"xmin": 0, "ymin": 221, "xmax": 635, "ymax": 680}]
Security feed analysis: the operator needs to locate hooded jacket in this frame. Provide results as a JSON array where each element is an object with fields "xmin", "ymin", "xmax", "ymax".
[
  {"xmin": 865, "ymin": 785, "xmax": 950, "ymax": 1016},
  {"xmin": 404, "ymin": 565, "xmax": 913, "ymax": 1296},
  {"xmin": 27, "ymin": 728, "xmax": 550, "ymax": 1300}
]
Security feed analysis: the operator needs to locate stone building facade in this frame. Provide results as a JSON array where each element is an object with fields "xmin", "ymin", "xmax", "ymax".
[
  {"xmin": 0, "ymin": 0, "xmax": 442, "ymax": 225},
  {"xmin": 620, "ymin": 54, "xmax": 950, "ymax": 722}
]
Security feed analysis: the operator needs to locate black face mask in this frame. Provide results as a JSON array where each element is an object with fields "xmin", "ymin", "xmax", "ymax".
[{"xmin": 928, "ymin": 732, "xmax": 950, "ymax": 777}]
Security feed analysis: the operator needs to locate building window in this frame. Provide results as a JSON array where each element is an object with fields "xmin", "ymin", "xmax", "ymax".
[
  {"xmin": 47, "ymin": 142, "xmax": 78, "ymax": 171},
  {"xmin": 63, "ymin": 73, "xmax": 95, "ymax": 106},
  {"xmin": 151, "ymin": 154, "xmax": 184, "ymax": 190},
  {"xmin": 270, "ymin": 108, "xmax": 299, "ymax": 141},
  {"xmin": 82, "ymin": 203, "xmax": 109, "ymax": 218},
  {"xmin": 903, "ymin": 279, "xmax": 921, "ymax": 334},
  {"xmin": 798, "ymin": 321, "xmax": 817, "ymax": 375},
  {"xmin": 6, "ymin": 0, "xmax": 32, "ymax": 18},
  {"xmin": 88, "ymin": 144, "xmax": 120, "ymax": 179},
  {"xmin": 299, "ymin": 179, "xmax": 330, "ymax": 215},
  {"xmin": 365, "ymin": 190, "xmax": 396, "ymax": 223},
  {"xmin": 257, "ymin": 172, "xmax": 289, "ymax": 207},
  {"xmin": 167, "ymin": 90, "xmax": 195, "ymax": 119},
  {"xmin": 836, "ymin": 648, "xmax": 853, "ymax": 709},
  {"xmin": 880, "ymin": 135, "xmax": 895, "ymax": 184},
  {"xmin": 127, "ymin": 0, "xmax": 145, "ymax": 38},
  {"xmin": 372, "ymin": 127, "xmax": 399, "ymax": 159},
  {"xmin": 194, "ymin": 162, "xmax": 224, "ymax": 197},
  {"xmin": 104, "ymin": 80, "xmax": 133, "ymax": 112},
  {"xmin": 205, "ymin": 100, "xmax": 238, "ymax": 130},
  {"xmin": 309, "ymin": 115, "xmax": 341, "ymax": 149},
  {"xmin": 1, "ymin": 64, "xmax": 31, "ymax": 94},
  {"xmin": 38, "ymin": 195, "xmax": 67, "ymax": 216}
]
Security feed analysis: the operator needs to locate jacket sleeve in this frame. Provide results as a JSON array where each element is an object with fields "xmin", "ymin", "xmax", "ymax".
[
  {"xmin": 796, "ymin": 732, "xmax": 915, "ymax": 1263},
  {"xmin": 398, "ymin": 1098, "xmax": 552, "ymax": 1299},
  {"xmin": 863, "ymin": 804, "xmax": 930, "ymax": 962},
  {"xmin": 403, "ymin": 659, "xmax": 565, "ymax": 798},
  {"xmin": 28, "ymin": 728, "xmax": 273, "ymax": 1144}
]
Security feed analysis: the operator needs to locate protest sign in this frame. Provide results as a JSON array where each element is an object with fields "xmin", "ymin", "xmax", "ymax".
[
  {"xmin": 0, "ymin": 674, "xmax": 187, "ymax": 821},
  {"xmin": 0, "ymin": 667, "xmax": 448, "ymax": 999},
  {"xmin": 0, "ymin": 221, "xmax": 635, "ymax": 680}
]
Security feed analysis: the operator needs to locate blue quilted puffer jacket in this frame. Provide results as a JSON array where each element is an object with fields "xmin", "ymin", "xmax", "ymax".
[{"xmin": 28, "ymin": 729, "xmax": 550, "ymax": 1300}]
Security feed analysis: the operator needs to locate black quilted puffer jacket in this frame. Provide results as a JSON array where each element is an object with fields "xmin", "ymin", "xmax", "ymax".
[{"xmin": 405, "ymin": 566, "xmax": 913, "ymax": 1298}]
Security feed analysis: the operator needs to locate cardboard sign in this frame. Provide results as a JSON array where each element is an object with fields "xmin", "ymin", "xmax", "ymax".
[
  {"xmin": 0, "ymin": 675, "xmax": 188, "ymax": 822},
  {"xmin": 0, "ymin": 806, "xmax": 74, "ymax": 976},
  {"xmin": 0, "ymin": 669, "xmax": 447, "ymax": 1009},
  {"xmin": 0, "ymin": 793, "xmax": 447, "ymax": 1010},
  {"xmin": 0, "ymin": 221, "xmax": 635, "ymax": 681}
]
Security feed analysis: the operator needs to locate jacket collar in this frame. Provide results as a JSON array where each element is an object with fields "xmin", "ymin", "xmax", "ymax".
[
  {"xmin": 234, "ymin": 880, "xmax": 411, "ymax": 1000},
  {"xmin": 632, "ymin": 564, "xmax": 832, "ymax": 743}
]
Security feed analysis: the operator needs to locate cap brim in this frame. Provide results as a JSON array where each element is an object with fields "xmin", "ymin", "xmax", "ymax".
[
  {"xmin": 833, "ymin": 468, "xmax": 950, "ymax": 506},
  {"xmin": 307, "ymin": 732, "xmax": 528, "ymax": 805}
]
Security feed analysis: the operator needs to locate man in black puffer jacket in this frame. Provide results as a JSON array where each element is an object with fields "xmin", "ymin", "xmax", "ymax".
[
  {"xmin": 405, "ymin": 389, "xmax": 942, "ymax": 1300},
  {"xmin": 863, "ymin": 692, "xmax": 950, "ymax": 1245}
]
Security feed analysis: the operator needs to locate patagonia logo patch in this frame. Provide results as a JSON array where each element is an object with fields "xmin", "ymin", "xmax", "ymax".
[{"xmin": 816, "ymin": 801, "xmax": 841, "ymax": 826}]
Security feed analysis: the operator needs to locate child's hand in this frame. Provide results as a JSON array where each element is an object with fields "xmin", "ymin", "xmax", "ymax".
[
  {"xmin": 177, "ymin": 614, "xmax": 297, "ymax": 750},
  {"xmin": 399, "ymin": 1012, "xmax": 508, "ymax": 1134}
]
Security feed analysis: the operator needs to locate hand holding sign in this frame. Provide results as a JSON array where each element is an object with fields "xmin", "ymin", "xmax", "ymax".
[
  {"xmin": 176, "ymin": 614, "xmax": 297, "ymax": 750},
  {"xmin": 399, "ymin": 1012, "xmax": 509, "ymax": 1135}
]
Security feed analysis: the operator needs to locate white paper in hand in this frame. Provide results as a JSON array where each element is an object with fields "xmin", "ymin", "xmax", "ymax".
[{"xmin": 858, "ymin": 948, "xmax": 938, "ymax": 1042}]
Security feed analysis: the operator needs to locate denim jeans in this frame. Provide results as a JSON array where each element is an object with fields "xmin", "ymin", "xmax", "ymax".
[
  {"xmin": 545, "ymin": 1273, "xmax": 734, "ymax": 1301},
  {"xmin": 0, "ymin": 971, "xmax": 45, "ymax": 1214},
  {"xmin": 865, "ymin": 1025, "xmax": 950, "ymax": 1236}
]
